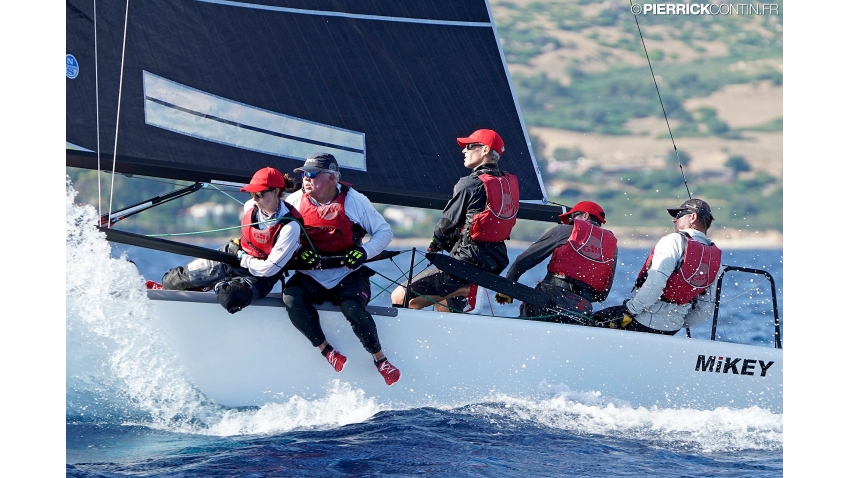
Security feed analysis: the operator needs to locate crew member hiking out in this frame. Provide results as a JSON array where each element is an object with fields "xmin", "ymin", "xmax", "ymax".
[
  {"xmin": 593, "ymin": 198, "xmax": 722, "ymax": 335},
  {"xmin": 281, "ymin": 153, "xmax": 401, "ymax": 387},
  {"xmin": 159, "ymin": 167, "xmax": 305, "ymax": 314},
  {"xmin": 496, "ymin": 201, "xmax": 618, "ymax": 324},
  {"xmin": 391, "ymin": 128, "xmax": 519, "ymax": 311}
]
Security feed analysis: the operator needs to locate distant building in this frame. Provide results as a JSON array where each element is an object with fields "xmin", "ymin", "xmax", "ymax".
[
  {"xmin": 181, "ymin": 202, "xmax": 240, "ymax": 227},
  {"xmin": 383, "ymin": 206, "xmax": 426, "ymax": 229}
]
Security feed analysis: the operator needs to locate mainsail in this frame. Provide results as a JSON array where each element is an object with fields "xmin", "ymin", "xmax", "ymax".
[{"xmin": 66, "ymin": 0, "xmax": 558, "ymax": 219}]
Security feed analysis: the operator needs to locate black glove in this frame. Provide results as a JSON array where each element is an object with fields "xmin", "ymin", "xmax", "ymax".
[
  {"xmin": 298, "ymin": 248, "xmax": 319, "ymax": 268},
  {"xmin": 223, "ymin": 238, "xmax": 242, "ymax": 256},
  {"xmin": 495, "ymin": 292, "xmax": 513, "ymax": 304},
  {"xmin": 622, "ymin": 299, "xmax": 636, "ymax": 318},
  {"xmin": 343, "ymin": 246, "xmax": 367, "ymax": 269},
  {"xmin": 618, "ymin": 299, "xmax": 635, "ymax": 328},
  {"xmin": 427, "ymin": 238, "xmax": 441, "ymax": 253}
]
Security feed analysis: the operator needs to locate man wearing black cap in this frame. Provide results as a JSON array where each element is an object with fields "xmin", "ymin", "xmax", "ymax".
[
  {"xmin": 390, "ymin": 128, "xmax": 520, "ymax": 311},
  {"xmin": 495, "ymin": 201, "xmax": 618, "ymax": 324},
  {"xmin": 593, "ymin": 198, "xmax": 722, "ymax": 335},
  {"xmin": 282, "ymin": 152, "xmax": 401, "ymax": 387}
]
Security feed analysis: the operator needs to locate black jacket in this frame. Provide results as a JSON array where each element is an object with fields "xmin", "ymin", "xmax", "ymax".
[{"xmin": 430, "ymin": 164, "xmax": 510, "ymax": 274}]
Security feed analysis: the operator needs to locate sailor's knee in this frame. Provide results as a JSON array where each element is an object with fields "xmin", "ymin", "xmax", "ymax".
[
  {"xmin": 390, "ymin": 286, "xmax": 407, "ymax": 304},
  {"xmin": 339, "ymin": 298, "xmax": 368, "ymax": 316},
  {"xmin": 281, "ymin": 287, "xmax": 306, "ymax": 309}
]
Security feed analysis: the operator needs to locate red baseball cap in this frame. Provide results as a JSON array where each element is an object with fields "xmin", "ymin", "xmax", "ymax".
[
  {"xmin": 240, "ymin": 167, "xmax": 287, "ymax": 192},
  {"xmin": 559, "ymin": 201, "xmax": 606, "ymax": 224},
  {"xmin": 456, "ymin": 129, "xmax": 505, "ymax": 154}
]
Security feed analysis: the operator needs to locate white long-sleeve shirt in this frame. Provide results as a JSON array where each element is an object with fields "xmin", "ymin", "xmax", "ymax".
[
  {"xmin": 626, "ymin": 229, "xmax": 719, "ymax": 332},
  {"xmin": 238, "ymin": 198, "xmax": 302, "ymax": 278},
  {"xmin": 286, "ymin": 185, "xmax": 393, "ymax": 288}
]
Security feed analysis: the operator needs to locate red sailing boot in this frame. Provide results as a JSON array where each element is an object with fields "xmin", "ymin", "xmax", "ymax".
[
  {"xmin": 145, "ymin": 280, "xmax": 164, "ymax": 290},
  {"xmin": 323, "ymin": 347, "xmax": 347, "ymax": 373},
  {"xmin": 375, "ymin": 358, "xmax": 401, "ymax": 386}
]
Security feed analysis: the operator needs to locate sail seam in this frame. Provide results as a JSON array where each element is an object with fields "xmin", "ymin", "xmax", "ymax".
[
  {"xmin": 145, "ymin": 96, "xmax": 365, "ymax": 155},
  {"xmin": 195, "ymin": 0, "xmax": 492, "ymax": 27}
]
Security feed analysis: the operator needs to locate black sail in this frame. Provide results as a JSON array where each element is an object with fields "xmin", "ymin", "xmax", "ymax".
[{"xmin": 66, "ymin": 0, "xmax": 558, "ymax": 219}]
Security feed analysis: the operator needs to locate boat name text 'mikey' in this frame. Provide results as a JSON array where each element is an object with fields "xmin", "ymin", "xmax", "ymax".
[{"xmin": 695, "ymin": 355, "xmax": 775, "ymax": 377}]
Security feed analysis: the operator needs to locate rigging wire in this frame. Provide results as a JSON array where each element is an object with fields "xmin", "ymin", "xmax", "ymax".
[
  {"xmin": 629, "ymin": 0, "xmax": 691, "ymax": 199},
  {"xmin": 93, "ymin": 0, "xmax": 102, "ymax": 219},
  {"xmin": 107, "ymin": 0, "xmax": 132, "ymax": 228}
]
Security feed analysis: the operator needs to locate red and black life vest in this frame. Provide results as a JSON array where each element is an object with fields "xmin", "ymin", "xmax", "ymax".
[
  {"xmin": 299, "ymin": 186, "xmax": 357, "ymax": 254},
  {"xmin": 546, "ymin": 219, "xmax": 617, "ymax": 296},
  {"xmin": 466, "ymin": 172, "xmax": 520, "ymax": 243},
  {"xmin": 240, "ymin": 202, "xmax": 302, "ymax": 259},
  {"xmin": 635, "ymin": 232, "xmax": 722, "ymax": 305}
]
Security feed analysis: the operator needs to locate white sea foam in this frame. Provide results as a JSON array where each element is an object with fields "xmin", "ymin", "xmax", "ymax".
[
  {"xmin": 460, "ymin": 392, "xmax": 782, "ymax": 452},
  {"xmin": 197, "ymin": 380, "xmax": 381, "ymax": 436},
  {"xmin": 66, "ymin": 177, "xmax": 220, "ymax": 427}
]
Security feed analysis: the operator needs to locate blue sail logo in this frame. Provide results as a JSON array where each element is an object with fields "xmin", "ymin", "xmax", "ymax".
[{"xmin": 66, "ymin": 54, "xmax": 79, "ymax": 79}]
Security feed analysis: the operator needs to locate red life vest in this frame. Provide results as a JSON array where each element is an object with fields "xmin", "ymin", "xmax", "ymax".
[
  {"xmin": 240, "ymin": 202, "xmax": 302, "ymax": 259},
  {"xmin": 635, "ymin": 233, "xmax": 722, "ymax": 305},
  {"xmin": 299, "ymin": 188, "xmax": 357, "ymax": 253},
  {"xmin": 546, "ymin": 219, "xmax": 617, "ymax": 296},
  {"xmin": 467, "ymin": 172, "xmax": 520, "ymax": 242}
]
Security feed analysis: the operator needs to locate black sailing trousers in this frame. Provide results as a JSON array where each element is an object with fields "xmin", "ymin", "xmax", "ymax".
[{"xmin": 281, "ymin": 268, "xmax": 382, "ymax": 354}]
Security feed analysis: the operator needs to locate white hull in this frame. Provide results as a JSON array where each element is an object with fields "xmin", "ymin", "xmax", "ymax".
[{"xmin": 150, "ymin": 291, "xmax": 783, "ymax": 413}]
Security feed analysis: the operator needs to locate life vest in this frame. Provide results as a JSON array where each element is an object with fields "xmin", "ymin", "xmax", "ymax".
[
  {"xmin": 546, "ymin": 219, "xmax": 617, "ymax": 298},
  {"xmin": 635, "ymin": 232, "xmax": 722, "ymax": 305},
  {"xmin": 299, "ymin": 186, "xmax": 357, "ymax": 253},
  {"xmin": 240, "ymin": 202, "xmax": 302, "ymax": 259},
  {"xmin": 466, "ymin": 172, "xmax": 520, "ymax": 242}
]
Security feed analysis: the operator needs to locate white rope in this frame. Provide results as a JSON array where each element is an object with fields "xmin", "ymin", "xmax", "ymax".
[{"xmin": 107, "ymin": 0, "xmax": 131, "ymax": 228}]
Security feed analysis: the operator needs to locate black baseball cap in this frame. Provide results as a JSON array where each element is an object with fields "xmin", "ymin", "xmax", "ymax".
[
  {"xmin": 294, "ymin": 153, "xmax": 340, "ymax": 173},
  {"xmin": 667, "ymin": 198, "xmax": 714, "ymax": 221}
]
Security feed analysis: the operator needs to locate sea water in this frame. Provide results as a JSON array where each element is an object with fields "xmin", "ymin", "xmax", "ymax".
[{"xmin": 66, "ymin": 181, "xmax": 783, "ymax": 476}]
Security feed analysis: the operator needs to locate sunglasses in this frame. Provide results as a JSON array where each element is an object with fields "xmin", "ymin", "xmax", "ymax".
[
  {"xmin": 463, "ymin": 143, "xmax": 485, "ymax": 152},
  {"xmin": 675, "ymin": 210, "xmax": 693, "ymax": 219},
  {"xmin": 301, "ymin": 171, "xmax": 330, "ymax": 179},
  {"xmin": 252, "ymin": 188, "xmax": 275, "ymax": 199}
]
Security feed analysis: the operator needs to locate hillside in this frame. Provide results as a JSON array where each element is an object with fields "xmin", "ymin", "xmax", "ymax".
[{"xmin": 486, "ymin": 0, "xmax": 783, "ymax": 246}]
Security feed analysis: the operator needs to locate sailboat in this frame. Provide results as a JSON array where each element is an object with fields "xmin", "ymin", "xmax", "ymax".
[{"xmin": 66, "ymin": 0, "xmax": 782, "ymax": 412}]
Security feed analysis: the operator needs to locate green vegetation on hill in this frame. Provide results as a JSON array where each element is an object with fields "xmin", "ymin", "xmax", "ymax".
[
  {"xmin": 498, "ymin": 0, "xmax": 782, "ymax": 137},
  {"xmin": 510, "ymin": 50, "xmax": 781, "ymax": 138},
  {"xmin": 539, "ymin": 167, "xmax": 782, "ymax": 233}
]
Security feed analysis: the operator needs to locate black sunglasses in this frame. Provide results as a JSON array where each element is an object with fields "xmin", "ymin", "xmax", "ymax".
[
  {"xmin": 675, "ymin": 209, "xmax": 693, "ymax": 219},
  {"xmin": 252, "ymin": 188, "xmax": 275, "ymax": 199},
  {"xmin": 463, "ymin": 143, "xmax": 485, "ymax": 152}
]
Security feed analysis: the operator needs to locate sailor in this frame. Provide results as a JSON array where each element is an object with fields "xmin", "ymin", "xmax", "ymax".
[
  {"xmin": 495, "ymin": 201, "xmax": 618, "ymax": 324},
  {"xmin": 593, "ymin": 198, "xmax": 722, "ymax": 335},
  {"xmin": 281, "ymin": 153, "xmax": 401, "ymax": 387},
  {"xmin": 160, "ymin": 167, "xmax": 305, "ymax": 314},
  {"xmin": 391, "ymin": 128, "xmax": 519, "ymax": 311}
]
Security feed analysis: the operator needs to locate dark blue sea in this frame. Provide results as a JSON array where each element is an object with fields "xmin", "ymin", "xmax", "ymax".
[{"xmin": 66, "ymin": 187, "xmax": 783, "ymax": 477}]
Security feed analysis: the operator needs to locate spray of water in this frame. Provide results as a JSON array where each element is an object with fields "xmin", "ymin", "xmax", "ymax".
[
  {"xmin": 458, "ymin": 391, "xmax": 782, "ymax": 453},
  {"xmin": 66, "ymin": 177, "xmax": 382, "ymax": 435}
]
